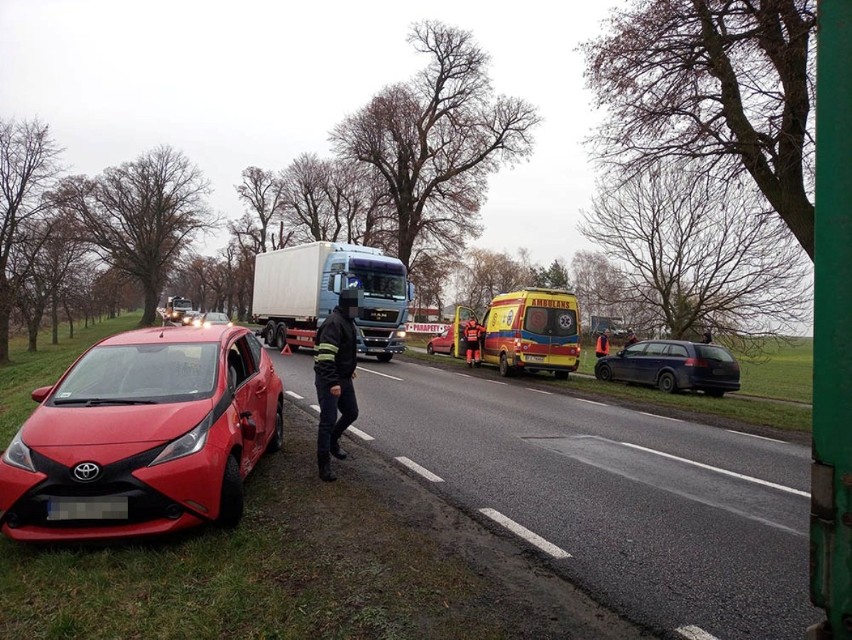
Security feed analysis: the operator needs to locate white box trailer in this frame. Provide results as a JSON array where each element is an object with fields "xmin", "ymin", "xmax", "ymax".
[{"xmin": 252, "ymin": 242, "xmax": 335, "ymax": 319}]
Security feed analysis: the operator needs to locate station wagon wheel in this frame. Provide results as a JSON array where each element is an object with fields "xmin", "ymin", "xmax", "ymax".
[
  {"xmin": 427, "ymin": 343, "xmax": 434, "ymax": 355},
  {"xmin": 266, "ymin": 399, "xmax": 284, "ymax": 454},
  {"xmin": 597, "ymin": 363, "xmax": 612, "ymax": 382},
  {"xmin": 658, "ymin": 372, "xmax": 677, "ymax": 394},
  {"xmin": 217, "ymin": 455, "xmax": 244, "ymax": 528}
]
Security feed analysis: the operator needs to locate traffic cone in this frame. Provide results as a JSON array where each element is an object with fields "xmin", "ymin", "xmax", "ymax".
[{"xmin": 280, "ymin": 344, "xmax": 292, "ymax": 356}]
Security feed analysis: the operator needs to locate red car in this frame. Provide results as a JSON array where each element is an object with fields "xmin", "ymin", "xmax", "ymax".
[
  {"xmin": 0, "ymin": 325, "xmax": 284, "ymax": 543},
  {"xmin": 426, "ymin": 325, "xmax": 456, "ymax": 356}
]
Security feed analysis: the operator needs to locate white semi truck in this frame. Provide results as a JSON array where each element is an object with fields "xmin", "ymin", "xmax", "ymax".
[{"xmin": 252, "ymin": 242, "xmax": 413, "ymax": 362}]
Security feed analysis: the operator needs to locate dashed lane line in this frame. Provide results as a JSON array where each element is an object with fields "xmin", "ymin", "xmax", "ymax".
[
  {"xmin": 356, "ymin": 366, "xmax": 403, "ymax": 381},
  {"xmin": 575, "ymin": 398, "xmax": 607, "ymax": 406},
  {"xmin": 639, "ymin": 411, "xmax": 683, "ymax": 422},
  {"xmin": 675, "ymin": 625, "xmax": 721, "ymax": 640},
  {"xmin": 394, "ymin": 457, "xmax": 444, "ymax": 482},
  {"xmin": 725, "ymin": 430, "xmax": 786, "ymax": 444},
  {"xmin": 347, "ymin": 426, "xmax": 375, "ymax": 441},
  {"xmin": 526, "ymin": 388, "xmax": 552, "ymax": 395},
  {"xmin": 285, "ymin": 390, "xmax": 303, "ymax": 400},
  {"xmin": 478, "ymin": 508, "xmax": 571, "ymax": 559}
]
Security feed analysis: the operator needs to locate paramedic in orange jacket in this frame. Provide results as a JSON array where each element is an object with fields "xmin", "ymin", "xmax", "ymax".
[
  {"xmin": 463, "ymin": 318, "xmax": 485, "ymax": 368},
  {"xmin": 595, "ymin": 328, "xmax": 611, "ymax": 358}
]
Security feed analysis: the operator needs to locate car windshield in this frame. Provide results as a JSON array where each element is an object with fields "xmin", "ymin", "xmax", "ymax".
[
  {"xmin": 50, "ymin": 342, "xmax": 219, "ymax": 405},
  {"xmin": 205, "ymin": 313, "xmax": 229, "ymax": 322}
]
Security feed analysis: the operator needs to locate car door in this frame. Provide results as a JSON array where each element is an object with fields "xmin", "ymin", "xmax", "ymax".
[
  {"xmin": 613, "ymin": 342, "xmax": 647, "ymax": 381},
  {"xmin": 226, "ymin": 336, "xmax": 266, "ymax": 472},
  {"xmin": 453, "ymin": 306, "xmax": 479, "ymax": 360},
  {"xmin": 638, "ymin": 342, "xmax": 668, "ymax": 384}
]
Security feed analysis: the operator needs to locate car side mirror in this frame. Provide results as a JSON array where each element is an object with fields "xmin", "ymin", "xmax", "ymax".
[
  {"xmin": 617, "ymin": 350, "xmax": 625, "ymax": 357},
  {"xmin": 31, "ymin": 385, "xmax": 53, "ymax": 403}
]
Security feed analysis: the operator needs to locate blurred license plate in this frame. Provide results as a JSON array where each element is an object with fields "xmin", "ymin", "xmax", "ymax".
[
  {"xmin": 525, "ymin": 355, "xmax": 545, "ymax": 362},
  {"xmin": 713, "ymin": 368, "xmax": 727, "ymax": 375},
  {"xmin": 47, "ymin": 496, "xmax": 128, "ymax": 521}
]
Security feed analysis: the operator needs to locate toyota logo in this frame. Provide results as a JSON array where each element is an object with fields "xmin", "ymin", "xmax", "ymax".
[{"xmin": 72, "ymin": 462, "xmax": 101, "ymax": 482}]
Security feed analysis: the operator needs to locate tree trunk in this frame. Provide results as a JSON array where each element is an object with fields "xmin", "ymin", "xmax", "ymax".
[
  {"xmin": 0, "ymin": 298, "xmax": 10, "ymax": 364},
  {"xmin": 64, "ymin": 301, "xmax": 74, "ymax": 339},
  {"xmin": 51, "ymin": 294, "xmax": 59, "ymax": 345},
  {"xmin": 141, "ymin": 285, "xmax": 159, "ymax": 326}
]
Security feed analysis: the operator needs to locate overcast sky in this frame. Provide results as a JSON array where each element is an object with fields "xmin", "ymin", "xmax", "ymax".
[{"xmin": 2, "ymin": 0, "xmax": 625, "ymax": 267}]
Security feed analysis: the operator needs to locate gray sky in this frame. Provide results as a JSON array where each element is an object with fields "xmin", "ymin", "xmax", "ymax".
[{"xmin": 2, "ymin": 0, "xmax": 624, "ymax": 266}]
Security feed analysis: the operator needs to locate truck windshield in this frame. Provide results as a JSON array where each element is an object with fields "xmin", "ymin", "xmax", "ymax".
[{"xmin": 349, "ymin": 259, "xmax": 406, "ymax": 300}]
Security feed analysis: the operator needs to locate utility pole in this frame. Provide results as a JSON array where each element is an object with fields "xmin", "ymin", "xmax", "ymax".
[{"xmin": 808, "ymin": 0, "xmax": 852, "ymax": 637}]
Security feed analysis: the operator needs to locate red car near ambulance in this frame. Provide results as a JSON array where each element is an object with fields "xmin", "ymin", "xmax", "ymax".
[
  {"xmin": 0, "ymin": 324, "xmax": 284, "ymax": 543},
  {"xmin": 453, "ymin": 287, "xmax": 581, "ymax": 379}
]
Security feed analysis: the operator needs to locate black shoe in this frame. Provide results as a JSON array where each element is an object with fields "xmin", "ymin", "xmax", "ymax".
[
  {"xmin": 468, "ymin": 362, "xmax": 473, "ymax": 368},
  {"xmin": 475, "ymin": 361, "xmax": 481, "ymax": 368},
  {"xmin": 317, "ymin": 454, "xmax": 337, "ymax": 482},
  {"xmin": 330, "ymin": 445, "xmax": 348, "ymax": 460}
]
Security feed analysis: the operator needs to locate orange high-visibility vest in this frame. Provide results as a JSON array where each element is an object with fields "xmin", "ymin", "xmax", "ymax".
[{"xmin": 595, "ymin": 334, "xmax": 610, "ymax": 355}]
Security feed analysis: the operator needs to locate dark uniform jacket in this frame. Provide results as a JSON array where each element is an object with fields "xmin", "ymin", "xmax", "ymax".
[{"xmin": 314, "ymin": 307, "xmax": 357, "ymax": 387}]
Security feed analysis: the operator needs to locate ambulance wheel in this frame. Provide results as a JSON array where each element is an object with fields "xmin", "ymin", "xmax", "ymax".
[
  {"xmin": 499, "ymin": 353, "xmax": 514, "ymax": 377},
  {"xmin": 554, "ymin": 371, "xmax": 569, "ymax": 380}
]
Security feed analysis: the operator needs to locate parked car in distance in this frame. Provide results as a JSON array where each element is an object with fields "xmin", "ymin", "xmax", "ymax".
[
  {"xmin": 0, "ymin": 325, "xmax": 284, "ymax": 543},
  {"xmin": 594, "ymin": 339, "xmax": 740, "ymax": 397},
  {"xmin": 426, "ymin": 325, "xmax": 455, "ymax": 356},
  {"xmin": 196, "ymin": 312, "xmax": 233, "ymax": 327}
]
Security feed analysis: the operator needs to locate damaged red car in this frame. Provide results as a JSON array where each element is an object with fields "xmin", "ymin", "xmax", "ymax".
[{"xmin": 0, "ymin": 325, "xmax": 284, "ymax": 543}]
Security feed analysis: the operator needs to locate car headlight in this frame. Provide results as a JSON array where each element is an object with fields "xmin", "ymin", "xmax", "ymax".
[
  {"xmin": 193, "ymin": 319, "xmax": 202, "ymax": 327},
  {"xmin": 149, "ymin": 412, "xmax": 213, "ymax": 467},
  {"xmin": 2, "ymin": 430, "xmax": 36, "ymax": 472},
  {"xmin": 397, "ymin": 330, "xmax": 407, "ymax": 338}
]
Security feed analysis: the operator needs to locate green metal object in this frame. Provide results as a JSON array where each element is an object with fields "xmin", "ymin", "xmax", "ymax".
[{"xmin": 809, "ymin": 0, "xmax": 852, "ymax": 637}]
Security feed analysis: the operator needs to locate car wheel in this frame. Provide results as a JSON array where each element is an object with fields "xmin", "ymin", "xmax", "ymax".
[
  {"xmin": 658, "ymin": 372, "xmax": 677, "ymax": 394},
  {"xmin": 266, "ymin": 400, "xmax": 284, "ymax": 454},
  {"xmin": 218, "ymin": 455, "xmax": 244, "ymax": 528},
  {"xmin": 597, "ymin": 364, "xmax": 613, "ymax": 382},
  {"xmin": 706, "ymin": 389, "xmax": 725, "ymax": 398},
  {"xmin": 499, "ymin": 353, "xmax": 514, "ymax": 377},
  {"xmin": 427, "ymin": 343, "xmax": 434, "ymax": 355},
  {"xmin": 554, "ymin": 371, "xmax": 569, "ymax": 380},
  {"xmin": 376, "ymin": 353, "xmax": 393, "ymax": 363}
]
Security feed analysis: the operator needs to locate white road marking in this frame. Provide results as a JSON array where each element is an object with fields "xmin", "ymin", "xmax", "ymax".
[
  {"xmin": 310, "ymin": 404, "xmax": 321, "ymax": 413},
  {"xmin": 487, "ymin": 380, "xmax": 508, "ymax": 385},
  {"xmin": 285, "ymin": 390, "xmax": 303, "ymax": 400},
  {"xmin": 620, "ymin": 442, "xmax": 809, "ymax": 498},
  {"xmin": 455, "ymin": 372, "xmax": 472, "ymax": 378},
  {"xmin": 346, "ymin": 426, "xmax": 374, "ymax": 441},
  {"xmin": 639, "ymin": 411, "xmax": 683, "ymax": 422},
  {"xmin": 356, "ymin": 366, "xmax": 403, "ymax": 381},
  {"xmin": 526, "ymin": 388, "xmax": 552, "ymax": 395},
  {"xmin": 395, "ymin": 457, "xmax": 444, "ymax": 482},
  {"xmin": 675, "ymin": 625, "xmax": 721, "ymax": 640},
  {"xmin": 576, "ymin": 398, "xmax": 607, "ymax": 406},
  {"xmin": 479, "ymin": 508, "xmax": 571, "ymax": 559},
  {"xmin": 725, "ymin": 430, "xmax": 786, "ymax": 443}
]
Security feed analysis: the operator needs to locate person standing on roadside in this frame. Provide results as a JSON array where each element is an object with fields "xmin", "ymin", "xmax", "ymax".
[
  {"xmin": 314, "ymin": 287, "xmax": 362, "ymax": 482},
  {"xmin": 463, "ymin": 317, "xmax": 485, "ymax": 367},
  {"xmin": 624, "ymin": 330, "xmax": 639, "ymax": 347},
  {"xmin": 595, "ymin": 328, "xmax": 611, "ymax": 358}
]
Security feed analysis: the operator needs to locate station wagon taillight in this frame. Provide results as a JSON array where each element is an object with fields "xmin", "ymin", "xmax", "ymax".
[{"xmin": 684, "ymin": 358, "xmax": 709, "ymax": 368}]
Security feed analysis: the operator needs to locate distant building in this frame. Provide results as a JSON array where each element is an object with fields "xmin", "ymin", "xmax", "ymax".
[{"xmin": 408, "ymin": 306, "xmax": 441, "ymax": 322}]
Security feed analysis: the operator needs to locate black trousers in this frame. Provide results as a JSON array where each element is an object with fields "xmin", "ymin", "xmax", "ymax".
[{"xmin": 315, "ymin": 375, "xmax": 359, "ymax": 456}]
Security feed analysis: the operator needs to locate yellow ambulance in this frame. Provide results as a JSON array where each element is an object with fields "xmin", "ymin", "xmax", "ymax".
[{"xmin": 453, "ymin": 287, "xmax": 581, "ymax": 379}]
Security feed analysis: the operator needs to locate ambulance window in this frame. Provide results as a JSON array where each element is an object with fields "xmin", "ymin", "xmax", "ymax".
[
  {"xmin": 552, "ymin": 309, "xmax": 578, "ymax": 337},
  {"xmin": 524, "ymin": 308, "xmax": 549, "ymax": 335},
  {"xmin": 523, "ymin": 307, "xmax": 578, "ymax": 337}
]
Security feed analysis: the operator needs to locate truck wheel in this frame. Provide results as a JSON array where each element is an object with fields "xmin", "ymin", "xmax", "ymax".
[
  {"xmin": 275, "ymin": 327, "xmax": 286, "ymax": 350},
  {"xmin": 264, "ymin": 321, "xmax": 276, "ymax": 346},
  {"xmin": 376, "ymin": 353, "xmax": 393, "ymax": 363}
]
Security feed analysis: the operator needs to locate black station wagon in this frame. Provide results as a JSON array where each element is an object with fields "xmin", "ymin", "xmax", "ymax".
[{"xmin": 594, "ymin": 339, "xmax": 741, "ymax": 397}]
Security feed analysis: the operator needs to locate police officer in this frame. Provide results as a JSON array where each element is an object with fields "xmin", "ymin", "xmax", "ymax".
[{"xmin": 314, "ymin": 288, "xmax": 361, "ymax": 482}]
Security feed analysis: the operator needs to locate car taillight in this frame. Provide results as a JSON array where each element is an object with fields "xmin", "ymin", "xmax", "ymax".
[{"xmin": 684, "ymin": 358, "xmax": 709, "ymax": 367}]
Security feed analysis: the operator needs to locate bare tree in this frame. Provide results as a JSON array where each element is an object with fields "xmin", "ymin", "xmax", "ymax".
[
  {"xmin": 235, "ymin": 167, "xmax": 286, "ymax": 253},
  {"xmin": 59, "ymin": 146, "xmax": 214, "ymax": 325},
  {"xmin": 453, "ymin": 248, "xmax": 527, "ymax": 313},
  {"xmin": 0, "ymin": 118, "xmax": 62, "ymax": 362},
  {"xmin": 280, "ymin": 153, "xmax": 336, "ymax": 243},
  {"xmin": 580, "ymin": 164, "xmax": 811, "ymax": 342},
  {"xmin": 331, "ymin": 21, "xmax": 541, "ymax": 270},
  {"xmin": 582, "ymin": 0, "xmax": 816, "ymax": 260}
]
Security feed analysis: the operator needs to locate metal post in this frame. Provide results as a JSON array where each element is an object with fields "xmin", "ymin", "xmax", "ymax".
[{"xmin": 809, "ymin": 0, "xmax": 852, "ymax": 637}]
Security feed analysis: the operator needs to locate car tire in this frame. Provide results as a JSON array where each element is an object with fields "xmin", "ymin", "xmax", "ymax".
[
  {"xmin": 658, "ymin": 372, "xmax": 677, "ymax": 394},
  {"xmin": 597, "ymin": 364, "xmax": 613, "ymax": 382},
  {"xmin": 266, "ymin": 400, "xmax": 284, "ymax": 454},
  {"xmin": 427, "ymin": 343, "xmax": 434, "ymax": 355},
  {"xmin": 218, "ymin": 455, "xmax": 244, "ymax": 528},
  {"xmin": 554, "ymin": 371, "xmax": 569, "ymax": 380},
  {"xmin": 499, "ymin": 353, "xmax": 514, "ymax": 377}
]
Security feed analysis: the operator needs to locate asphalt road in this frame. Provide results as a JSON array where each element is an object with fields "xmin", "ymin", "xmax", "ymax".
[{"xmin": 269, "ymin": 346, "xmax": 821, "ymax": 640}]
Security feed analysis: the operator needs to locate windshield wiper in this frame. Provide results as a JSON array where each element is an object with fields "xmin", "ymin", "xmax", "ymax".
[{"xmin": 53, "ymin": 398, "xmax": 159, "ymax": 406}]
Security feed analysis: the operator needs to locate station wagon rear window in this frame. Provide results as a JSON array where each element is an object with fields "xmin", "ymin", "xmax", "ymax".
[{"xmin": 695, "ymin": 345, "xmax": 736, "ymax": 362}]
